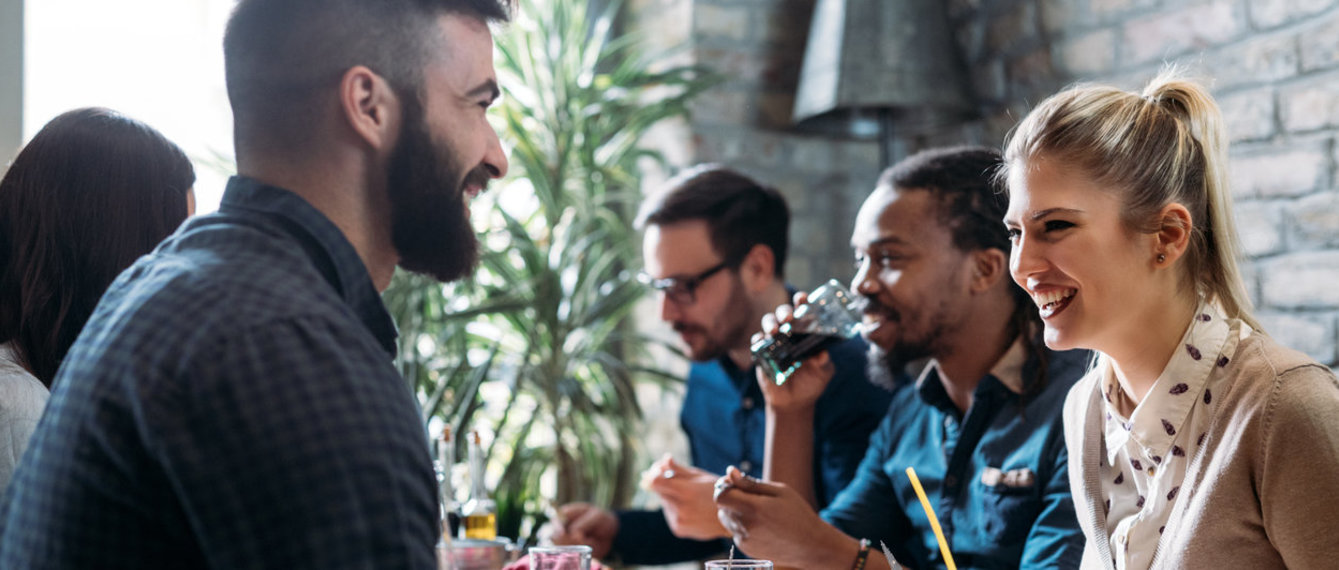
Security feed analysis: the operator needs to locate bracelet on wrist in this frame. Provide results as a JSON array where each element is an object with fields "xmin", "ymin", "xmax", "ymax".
[{"xmin": 850, "ymin": 537, "xmax": 871, "ymax": 570}]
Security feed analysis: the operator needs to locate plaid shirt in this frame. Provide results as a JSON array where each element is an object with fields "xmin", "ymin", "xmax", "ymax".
[{"xmin": 0, "ymin": 177, "xmax": 437, "ymax": 569}]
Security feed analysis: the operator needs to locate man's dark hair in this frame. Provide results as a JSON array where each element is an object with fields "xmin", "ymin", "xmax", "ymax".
[
  {"xmin": 223, "ymin": 0, "xmax": 512, "ymax": 153},
  {"xmin": 879, "ymin": 146, "xmax": 1048, "ymax": 396},
  {"xmin": 636, "ymin": 165, "xmax": 790, "ymax": 277},
  {"xmin": 0, "ymin": 108, "xmax": 195, "ymax": 386}
]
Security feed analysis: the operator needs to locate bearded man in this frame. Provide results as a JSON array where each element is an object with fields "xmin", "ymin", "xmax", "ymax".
[
  {"xmin": 0, "ymin": 0, "xmax": 511, "ymax": 567},
  {"xmin": 715, "ymin": 147, "xmax": 1089, "ymax": 570}
]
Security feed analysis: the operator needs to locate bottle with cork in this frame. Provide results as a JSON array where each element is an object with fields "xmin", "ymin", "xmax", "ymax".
[{"xmin": 460, "ymin": 430, "xmax": 497, "ymax": 540}]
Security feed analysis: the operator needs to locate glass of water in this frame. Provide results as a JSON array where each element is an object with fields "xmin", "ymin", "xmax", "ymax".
[
  {"xmin": 529, "ymin": 545, "xmax": 591, "ymax": 570},
  {"xmin": 704, "ymin": 560, "xmax": 774, "ymax": 569}
]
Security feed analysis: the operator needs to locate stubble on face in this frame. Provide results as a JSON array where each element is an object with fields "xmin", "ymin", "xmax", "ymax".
[{"xmin": 672, "ymin": 272, "xmax": 753, "ymax": 362}]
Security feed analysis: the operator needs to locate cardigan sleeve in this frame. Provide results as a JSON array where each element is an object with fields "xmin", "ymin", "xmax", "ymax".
[{"xmin": 1257, "ymin": 363, "xmax": 1339, "ymax": 568}]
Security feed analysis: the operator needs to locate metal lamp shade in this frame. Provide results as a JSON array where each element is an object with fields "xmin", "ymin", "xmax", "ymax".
[{"xmin": 792, "ymin": 0, "xmax": 974, "ymax": 139}]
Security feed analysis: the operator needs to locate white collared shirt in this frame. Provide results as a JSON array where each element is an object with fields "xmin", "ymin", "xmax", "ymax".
[{"xmin": 1099, "ymin": 302, "xmax": 1243, "ymax": 570}]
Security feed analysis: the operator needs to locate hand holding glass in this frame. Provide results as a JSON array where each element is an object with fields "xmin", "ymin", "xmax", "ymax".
[{"xmin": 751, "ymin": 279, "xmax": 862, "ymax": 385}]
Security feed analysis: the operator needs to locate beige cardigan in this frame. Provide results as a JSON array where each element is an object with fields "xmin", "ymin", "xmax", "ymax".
[{"xmin": 1064, "ymin": 328, "xmax": 1339, "ymax": 569}]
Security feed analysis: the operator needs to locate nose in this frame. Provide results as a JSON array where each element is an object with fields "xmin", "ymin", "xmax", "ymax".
[
  {"xmin": 658, "ymin": 292, "xmax": 681, "ymax": 323},
  {"xmin": 853, "ymin": 259, "xmax": 880, "ymax": 297},
  {"xmin": 1009, "ymin": 233, "xmax": 1042, "ymax": 289},
  {"xmin": 483, "ymin": 127, "xmax": 508, "ymax": 179}
]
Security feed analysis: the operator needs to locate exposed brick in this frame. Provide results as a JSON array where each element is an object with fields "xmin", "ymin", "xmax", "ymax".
[
  {"xmin": 1249, "ymin": 0, "xmax": 1335, "ymax": 29},
  {"xmin": 1218, "ymin": 89, "xmax": 1276, "ymax": 142},
  {"xmin": 1281, "ymin": 80, "xmax": 1339, "ymax": 132},
  {"xmin": 1006, "ymin": 48, "xmax": 1056, "ymax": 97},
  {"xmin": 1205, "ymin": 34, "xmax": 1298, "ymax": 90},
  {"xmin": 694, "ymin": 3, "xmax": 752, "ymax": 42},
  {"xmin": 788, "ymin": 136, "xmax": 837, "ymax": 168},
  {"xmin": 1255, "ymin": 311, "xmax": 1337, "ymax": 363},
  {"xmin": 1240, "ymin": 259, "xmax": 1263, "ymax": 308},
  {"xmin": 696, "ymin": 48, "xmax": 768, "ymax": 84},
  {"xmin": 1039, "ymin": 0, "xmax": 1083, "ymax": 35},
  {"xmin": 1260, "ymin": 251, "xmax": 1339, "ymax": 309},
  {"xmin": 761, "ymin": 0, "xmax": 814, "ymax": 49},
  {"xmin": 1300, "ymin": 11, "xmax": 1339, "ymax": 71},
  {"xmin": 1059, "ymin": 29, "xmax": 1117, "ymax": 76},
  {"xmin": 1286, "ymin": 191, "xmax": 1339, "ymax": 249},
  {"xmin": 1229, "ymin": 145, "xmax": 1328, "ymax": 198},
  {"xmin": 973, "ymin": 60, "xmax": 1008, "ymax": 103},
  {"xmin": 1235, "ymin": 200, "xmax": 1286, "ymax": 258},
  {"xmin": 1092, "ymin": 0, "xmax": 1132, "ymax": 19},
  {"xmin": 948, "ymin": 0, "xmax": 984, "ymax": 21},
  {"xmin": 1122, "ymin": 3, "xmax": 1241, "ymax": 66},
  {"xmin": 757, "ymin": 92, "xmax": 796, "ymax": 129},
  {"xmin": 957, "ymin": 18, "xmax": 986, "ymax": 62},
  {"xmin": 986, "ymin": 2, "xmax": 1036, "ymax": 56}
]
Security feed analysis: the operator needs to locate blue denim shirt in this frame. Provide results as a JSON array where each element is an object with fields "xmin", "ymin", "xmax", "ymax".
[
  {"xmin": 614, "ymin": 334, "xmax": 893, "ymax": 564},
  {"xmin": 821, "ymin": 345, "xmax": 1088, "ymax": 570}
]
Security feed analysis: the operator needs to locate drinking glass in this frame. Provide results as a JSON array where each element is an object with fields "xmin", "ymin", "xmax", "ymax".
[
  {"xmin": 750, "ymin": 279, "xmax": 863, "ymax": 385},
  {"xmin": 529, "ymin": 545, "xmax": 591, "ymax": 570},
  {"xmin": 704, "ymin": 560, "xmax": 774, "ymax": 569}
]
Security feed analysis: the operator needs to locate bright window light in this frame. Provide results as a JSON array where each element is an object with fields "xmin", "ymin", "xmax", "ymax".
[{"xmin": 25, "ymin": 0, "xmax": 235, "ymax": 213}]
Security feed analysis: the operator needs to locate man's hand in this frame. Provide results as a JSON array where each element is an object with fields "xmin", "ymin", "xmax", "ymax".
[
  {"xmin": 549, "ymin": 503, "xmax": 618, "ymax": 560},
  {"xmin": 713, "ymin": 467, "xmax": 856, "ymax": 569},
  {"xmin": 754, "ymin": 291, "xmax": 836, "ymax": 413},
  {"xmin": 641, "ymin": 455, "xmax": 729, "ymax": 540}
]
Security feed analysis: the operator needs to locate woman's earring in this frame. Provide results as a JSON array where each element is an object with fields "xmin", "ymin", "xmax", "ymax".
[{"xmin": 1157, "ymin": 253, "xmax": 1166, "ymax": 264}]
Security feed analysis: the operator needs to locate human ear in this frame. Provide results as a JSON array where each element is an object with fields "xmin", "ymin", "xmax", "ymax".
[
  {"xmin": 969, "ymin": 248, "xmax": 1009, "ymax": 293},
  {"xmin": 739, "ymin": 243, "xmax": 776, "ymax": 292},
  {"xmin": 339, "ymin": 65, "xmax": 398, "ymax": 152},
  {"xmin": 1154, "ymin": 203, "xmax": 1193, "ymax": 267}
]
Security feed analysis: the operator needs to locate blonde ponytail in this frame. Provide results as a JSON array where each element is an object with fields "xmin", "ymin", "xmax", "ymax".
[{"xmin": 1002, "ymin": 69, "xmax": 1260, "ymax": 330}]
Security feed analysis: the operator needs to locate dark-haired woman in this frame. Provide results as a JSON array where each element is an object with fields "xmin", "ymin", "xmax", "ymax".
[{"xmin": 0, "ymin": 107, "xmax": 194, "ymax": 488}]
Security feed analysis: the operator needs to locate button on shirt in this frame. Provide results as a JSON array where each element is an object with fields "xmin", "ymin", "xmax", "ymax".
[
  {"xmin": 1100, "ymin": 302, "xmax": 1240, "ymax": 570},
  {"xmin": 0, "ymin": 177, "xmax": 438, "ymax": 569},
  {"xmin": 612, "ymin": 335, "xmax": 892, "ymax": 565},
  {"xmin": 821, "ymin": 339, "xmax": 1089, "ymax": 569}
]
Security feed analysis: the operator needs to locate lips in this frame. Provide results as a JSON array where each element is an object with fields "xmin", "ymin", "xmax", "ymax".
[{"xmin": 1031, "ymin": 288, "xmax": 1076, "ymax": 319}]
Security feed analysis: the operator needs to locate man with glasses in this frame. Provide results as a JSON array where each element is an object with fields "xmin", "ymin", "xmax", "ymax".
[{"xmin": 551, "ymin": 165, "xmax": 893, "ymax": 565}]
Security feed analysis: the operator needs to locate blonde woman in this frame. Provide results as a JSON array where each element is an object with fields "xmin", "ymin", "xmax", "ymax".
[{"xmin": 1001, "ymin": 72, "xmax": 1339, "ymax": 569}]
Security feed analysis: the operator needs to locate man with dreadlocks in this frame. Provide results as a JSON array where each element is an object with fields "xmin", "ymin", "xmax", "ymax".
[{"xmin": 714, "ymin": 147, "xmax": 1088, "ymax": 570}]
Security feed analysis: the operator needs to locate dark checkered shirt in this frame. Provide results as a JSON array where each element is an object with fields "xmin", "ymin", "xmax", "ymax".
[{"xmin": 0, "ymin": 177, "xmax": 438, "ymax": 569}]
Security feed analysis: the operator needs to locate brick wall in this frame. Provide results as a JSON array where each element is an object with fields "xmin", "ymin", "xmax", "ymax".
[
  {"xmin": 947, "ymin": 0, "xmax": 1339, "ymax": 367},
  {"xmin": 629, "ymin": 0, "xmax": 1339, "ymax": 369}
]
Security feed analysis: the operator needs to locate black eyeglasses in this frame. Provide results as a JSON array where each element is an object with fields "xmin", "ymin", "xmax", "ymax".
[{"xmin": 637, "ymin": 261, "xmax": 731, "ymax": 305}]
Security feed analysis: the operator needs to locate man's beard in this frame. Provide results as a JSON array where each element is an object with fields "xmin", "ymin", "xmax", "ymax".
[
  {"xmin": 387, "ymin": 95, "xmax": 491, "ymax": 282},
  {"xmin": 672, "ymin": 274, "xmax": 752, "ymax": 362},
  {"xmin": 862, "ymin": 295, "xmax": 939, "ymax": 391}
]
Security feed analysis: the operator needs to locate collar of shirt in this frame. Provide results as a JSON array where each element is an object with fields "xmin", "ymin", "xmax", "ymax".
[
  {"xmin": 219, "ymin": 176, "xmax": 399, "ymax": 356},
  {"xmin": 914, "ymin": 335, "xmax": 1026, "ymax": 415},
  {"xmin": 1103, "ymin": 301, "xmax": 1230, "ymax": 465}
]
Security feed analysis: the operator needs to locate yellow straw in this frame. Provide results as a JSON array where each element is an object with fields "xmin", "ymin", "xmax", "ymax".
[{"xmin": 905, "ymin": 467, "xmax": 957, "ymax": 570}]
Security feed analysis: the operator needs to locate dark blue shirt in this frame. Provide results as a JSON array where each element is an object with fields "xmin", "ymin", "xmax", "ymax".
[
  {"xmin": 0, "ymin": 177, "xmax": 438, "ymax": 569},
  {"xmin": 613, "ymin": 335, "xmax": 892, "ymax": 564},
  {"xmin": 821, "ymin": 345, "xmax": 1088, "ymax": 570}
]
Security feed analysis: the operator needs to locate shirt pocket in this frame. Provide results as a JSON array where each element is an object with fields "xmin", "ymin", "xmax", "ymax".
[{"xmin": 973, "ymin": 467, "xmax": 1041, "ymax": 544}]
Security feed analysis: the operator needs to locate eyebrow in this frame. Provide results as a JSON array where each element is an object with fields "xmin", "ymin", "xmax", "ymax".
[
  {"xmin": 1005, "ymin": 207, "xmax": 1085, "ymax": 225},
  {"xmin": 467, "ymin": 79, "xmax": 501, "ymax": 103},
  {"xmin": 852, "ymin": 236, "xmax": 908, "ymax": 249}
]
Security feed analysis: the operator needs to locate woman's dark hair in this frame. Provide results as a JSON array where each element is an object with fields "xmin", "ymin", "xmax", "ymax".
[{"xmin": 0, "ymin": 107, "xmax": 194, "ymax": 386}]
